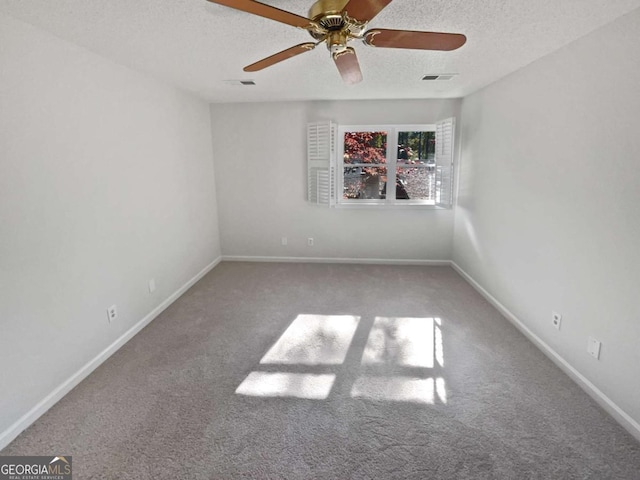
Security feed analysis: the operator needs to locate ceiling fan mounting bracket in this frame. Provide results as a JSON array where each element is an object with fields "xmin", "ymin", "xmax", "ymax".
[
  {"xmin": 363, "ymin": 29, "xmax": 381, "ymax": 46},
  {"xmin": 301, "ymin": 23, "xmax": 328, "ymax": 38},
  {"xmin": 342, "ymin": 15, "xmax": 368, "ymax": 37}
]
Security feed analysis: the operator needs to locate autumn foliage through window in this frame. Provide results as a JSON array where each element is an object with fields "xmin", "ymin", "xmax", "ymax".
[
  {"xmin": 340, "ymin": 127, "xmax": 437, "ymax": 203},
  {"xmin": 343, "ymin": 132, "xmax": 387, "ymax": 165}
]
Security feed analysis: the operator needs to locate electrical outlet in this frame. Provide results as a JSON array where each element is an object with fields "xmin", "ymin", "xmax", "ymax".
[
  {"xmin": 588, "ymin": 337, "xmax": 601, "ymax": 360},
  {"xmin": 107, "ymin": 305, "xmax": 118, "ymax": 323},
  {"xmin": 307, "ymin": 237, "xmax": 314, "ymax": 246},
  {"xmin": 148, "ymin": 278, "xmax": 156, "ymax": 293},
  {"xmin": 552, "ymin": 312, "xmax": 562, "ymax": 330},
  {"xmin": 281, "ymin": 236, "xmax": 288, "ymax": 246}
]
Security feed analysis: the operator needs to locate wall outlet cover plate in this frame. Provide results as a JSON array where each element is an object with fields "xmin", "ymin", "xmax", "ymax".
[{"xmin": 588, "ymin": 337, "xmax": 601, "ymax": 359}]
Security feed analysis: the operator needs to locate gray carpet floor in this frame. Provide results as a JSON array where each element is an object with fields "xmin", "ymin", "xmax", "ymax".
[{"xmin": 3, "ymin": 262, "xmax": 640, "ymax": 479}]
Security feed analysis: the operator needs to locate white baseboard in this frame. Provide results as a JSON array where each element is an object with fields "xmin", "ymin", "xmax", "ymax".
[
  {"xmin": 0, "ymin": 256, "xmax": 222, "ymax": 451},
  {"xmin": 222, "ymin": 255, "xmax": 450, "ymax": 266},
  {"xmin": 450, "ymin": 261, "xmax": 640, "ymax": 443}
]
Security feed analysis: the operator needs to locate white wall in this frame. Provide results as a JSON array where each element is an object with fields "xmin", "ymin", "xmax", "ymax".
[
  {"xmin": 453, "ymin": 9, "xmax": 640, "ymax": 430},
  {"xmin": 0, "ymin": 13, "xmax": 221, "ymax": 441},
  {"xmin": 210, "ymin": 99, "xmax": 461, "ymax": 261}
]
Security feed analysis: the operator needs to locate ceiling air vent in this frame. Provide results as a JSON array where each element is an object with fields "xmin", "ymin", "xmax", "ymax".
[
  {"xmin": 422, "ymin": 74, "xmax": 458, "ymax": 81},
  {"xmin": 223, "ymin": 80, "xmax": 256, "ymax": 86}
]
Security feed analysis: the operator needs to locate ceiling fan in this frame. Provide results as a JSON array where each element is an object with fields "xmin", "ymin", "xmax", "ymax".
[{"xmin": 207, "ymin": 0, "xmax": 466, "ymax": 84}]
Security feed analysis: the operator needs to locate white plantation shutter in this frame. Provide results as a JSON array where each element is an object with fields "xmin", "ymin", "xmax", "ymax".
[
  {"xmin": 307, "ymin": 121, "xmax": 336, "ymax": 206},
  {"xmin": 435, "ymin": 117, "xmax": 455, "ymax": 208}
]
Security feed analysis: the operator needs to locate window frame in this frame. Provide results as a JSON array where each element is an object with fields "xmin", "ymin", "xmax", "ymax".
[{"xmin": 336, "ymin": 124, "xmax": 437, "ymax": 207}]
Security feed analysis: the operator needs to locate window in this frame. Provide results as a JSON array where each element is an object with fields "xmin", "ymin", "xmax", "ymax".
[
  {"xmin": 339, "ymin": 125, "xmax": 437, "ymax": 205},
  {"xmin": 307, "ymin": 119, "xmax": 454, "ymax": 208}
]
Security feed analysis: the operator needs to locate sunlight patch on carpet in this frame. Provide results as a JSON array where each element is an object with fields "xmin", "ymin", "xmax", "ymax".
[
  {"xmin": 235, "ymin": 372, "xmax": 336, "ymax": 400},
  {"xmin": 260, "ymin": 314, "xmax": 360, "ymax": 365},
  {"xmin": 436, "ymin": 377, "xmax": 447, "ymax": 404},
  {"xmin": 435, "ymin": 317, "xmax": 444, "ymax": 367},
  {"xmin": 361, "ymin": 317, "xmax": 439, "ymax": 368}
]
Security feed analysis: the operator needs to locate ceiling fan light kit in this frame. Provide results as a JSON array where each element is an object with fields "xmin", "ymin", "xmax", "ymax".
[{"xmin": 208, "ymin": 0, "xmax": 466, "ymax": 84}]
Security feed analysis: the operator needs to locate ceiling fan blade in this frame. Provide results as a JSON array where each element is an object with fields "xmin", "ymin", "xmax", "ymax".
[
  {"xmin": 333, "ymin": 47, "xmax": 363, "ymax": 85},
  {"xmin": 207, "ymin": 0, "xmax": 316, "ymax": 29},
  {"xmin": 341, "ymin": 0, "xmax": 393, "ymax": 22},
  {"xmin": 244, "ymin": 43, "xmax": 317, "ymax": 72},
  {"xmin": 364, "ymin": 28, "xmax": 467, "ymax": 51}
]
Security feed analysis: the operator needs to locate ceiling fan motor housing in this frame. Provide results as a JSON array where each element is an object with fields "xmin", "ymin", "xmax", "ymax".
[
  {"xmin": 308, "ymin": 0, "xmax": 368, "ymax": 47},
  {"xmin": 308, "ymin": 0, "xmax": 348, "ymax": 22}
]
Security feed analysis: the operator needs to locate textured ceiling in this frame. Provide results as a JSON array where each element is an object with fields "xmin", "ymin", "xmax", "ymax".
[{"xmin": 1, "ymin": 0, "xmax": 639, "ymax": 103}]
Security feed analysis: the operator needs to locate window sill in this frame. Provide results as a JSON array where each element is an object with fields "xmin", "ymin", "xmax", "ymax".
[{"xmin": 335, "ymin": 202, "xmax": 447, "ymax": 210}]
